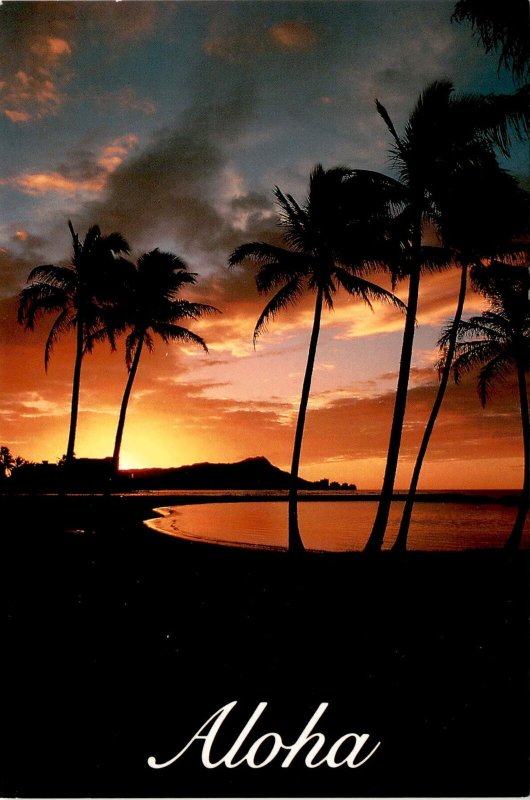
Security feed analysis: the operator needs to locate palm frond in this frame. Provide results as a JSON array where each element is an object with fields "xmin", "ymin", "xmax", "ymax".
[
  {"xmin": 18, "ymin": 283, "xmax": 70, "ymax": 329},
  {"xmin": 450, "ymin": 339, "xmax": 502, "ymax": 384},
  {"xmin": 82, "ymin": 225, "xmax": 102, "ymax": 254},
  {"xmin": 229, "ymin": 241, "xmax": 282, "ymax": 267},
  {"xmin": 229, "ymin": 241, "xmax": 308, "ymax": 273},
  {"xmin": 438, "ymin": 161, "xmax": 529, "ymax": 255},
  {"xmin": 464, "ymin": 311, "xmax": 512, "ymax": 338},
  {"xmin": 334, "ymin": 267, "xmax": 407, "ymax": 311},
  {"xmin": 143, "ymin": 330, "xmax": 154, "ymax": 353},
  {"xmin": 125, "ymin": 329, "xmax": 144, "ymax": 370},
  {"xmin": 137, "ymin": 249, "xmax": 189, "ymax": 274},
  {"xmin": 318, "ymin": 279, "xmax": 336, "ymax": 311},
  {"xmin": 85, "ymin": 312, "xmax": 128, "ymax": 353},
  {"xmin": 100, "ymin": 232, "xmax": 131, "ymax": 255},
  {"xmin": 25, "ymin": 264, "xmax": 76, "ymax": 290},
  {"xmin": 44, "ymin": 309, "xmax": 75, "ymax": 371},
  {"xmin": 476, "ymin": 352, "xmax": 514, "ymax": 405},
  {"xmin": 375, "ymin": 99, "xmax": 405, "ymax": 155},
  {"xmin": 253, "ymin": 276, "xmax": 305, "ymax": 343},
  {"xmin": 471, "ymin": 261, "xmax": 530, "ymax": 297},
  {"xmin": 274, "ymin": 186, "xmax": 308, "ymax": 251},
  {"xmin": 439, "ymin": 315, "xmax": 507, "ymax": 348},
  {"xmin": 151, "ymin": 323, "xmax": 208, "ymax": 351},
  {"xmin": 68, "ymin": 220, "xmax": 82, "ymax": 258},
  {"xmin": 418, "ymin": 246, "xmax": 454, "ymax": 273},
  {"xmin": 165, "ymin": 300, "xmax": 220, "ymax": 321},
  {"xmin": 452, "ymin": 0, "xmax": 530, "ymax": 81},
  {"xmin": 450, "ymin": 89, "xmax": 529, "ymax": 157},
  {"xmin": 345, "ymin": 169, "xmax": 407, "ymax": 216}
]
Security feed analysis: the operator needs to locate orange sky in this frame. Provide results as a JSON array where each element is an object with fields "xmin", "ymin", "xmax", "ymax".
[{"xmin": 0, "ymin": 266, "xmax": 526, "ymax": 489}]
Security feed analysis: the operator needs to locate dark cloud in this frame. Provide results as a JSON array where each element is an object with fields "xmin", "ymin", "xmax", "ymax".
[
  {"xmin": 73, "ymin": 86, "xmax": 281, "ymax": 266},
  {"xmin": 0, "ymin": 2, "xmax": 173, "ymax": 123},
  {"xmin": 93, "ymin": 87, "xmax": 157, "ymax": 116},
  {"xmin": 203, "ymin": 16, "xmax": 319, "ymax": 63},
  {"xmin": 0, "ymin": 250, "xmax": 38, "ymax": 299},
  {"xmin": 55, "ymin": 149, "xmax": 107, "ymax": 183}
]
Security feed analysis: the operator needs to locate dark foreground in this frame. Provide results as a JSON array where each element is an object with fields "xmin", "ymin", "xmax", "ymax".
[{"xmin": 2, "ymin": 495, "xmax": 529, "ymax": 797}]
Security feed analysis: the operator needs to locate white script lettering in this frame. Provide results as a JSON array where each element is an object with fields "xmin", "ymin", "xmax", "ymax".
[{"xmin": 147, "ymin": 701, "xmax": 381, "ymax": 770}]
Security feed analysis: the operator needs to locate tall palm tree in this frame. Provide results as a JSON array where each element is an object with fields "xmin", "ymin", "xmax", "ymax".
[
  {"xmin": 440, "ymin": 263, "xmax": 530, "ymax": 549},
  {"xmin": 452, "ymin": 0, "xmax": 530, "ymax": 82},
  {"xmin": 229, "ymin": 165, "xmax": 406, "ymax": 554},
  {"xmin": 393, "ymin": 162, "xmax": 529, "ymax": 551},
  {"xmin": 110, "ymin": 249, "xmax": 218, "ymax": 473},
  {"xmin": 18, "ymin": 221, "xmax": 130, "ymax": 463},
  {"xmin": 365, "ymin": 80, "xmax": 528, "ymax": 552}
]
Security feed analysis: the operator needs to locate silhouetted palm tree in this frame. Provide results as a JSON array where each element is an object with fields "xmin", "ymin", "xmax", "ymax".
[
  {"xmin": 440, "ymin": 263, "xmax": 529, "ymax": 549},
  {"xmin": 18, "ymin": 222, "xmax": 130, "ymax": 462},
  {"xmin": 452, "ymin": 0, "xmax": 530, "ymax": 82},
  {"xmin": 393, "ymin": 162, "xmax": 529, "ymax": 551},
  {"xmin": 0, "ymin": 446, "xmax": 16, "ymax": 479},
  {"xmin": 229, "ymin": 165, "xmax": 406, "ymax": 553},
  {"xmin": 110, "ymin": 249, "xmax": 218, "ymax": 472},
  {"xmin": 365, "ymin": 80, "xmax": 528, "ymax": 552}
]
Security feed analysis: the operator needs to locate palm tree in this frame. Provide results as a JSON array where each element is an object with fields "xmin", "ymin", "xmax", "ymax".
[
  {"xmin": 0, "ymin": 446, "xmax": 16, "ymax": 479},
  {"xmin": 440, "ymin": 263, "xmax": 530, "ymax": 549},
  {"xmin": 110, "ymin": 249, "xmax": 218, "ymax": 473},
  {"xmin": 365, "ymin": 80, "xmax": 528, "ymax": 552},
  {"xmin": 452, "ymin": 0, "xmax": 530, "ymax": 82},
  {"xmin": 18, "ymin": 221, "xmax": 130, "ymax": 463},
  {"xmin": 229, "ymin": 165, "xmax": 406, "ymax": 554},
  {"xmin": 393, "ymin": 162, "xmax": 529, "ymax": 551}
]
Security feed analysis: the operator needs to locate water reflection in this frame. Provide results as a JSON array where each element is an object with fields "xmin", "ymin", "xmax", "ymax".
[{"xmin": 146, "ymin": 500, "xmax": 526, "ymax": 551}]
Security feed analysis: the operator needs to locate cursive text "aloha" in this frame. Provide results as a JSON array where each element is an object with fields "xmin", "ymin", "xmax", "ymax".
[{"xmin": 147, "ymin": 700, "xmax": 381, "ymax": 770}]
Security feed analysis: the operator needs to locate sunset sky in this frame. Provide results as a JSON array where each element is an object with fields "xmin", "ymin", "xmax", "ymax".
[{"xmin": 0, "ymin": 1, "xmax": 527, "ymax": 489}]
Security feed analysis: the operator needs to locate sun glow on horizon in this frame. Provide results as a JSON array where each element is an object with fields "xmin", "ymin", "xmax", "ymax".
[{"xmin": 118, "ymin": 454, "xmax": 148, "ymax": 471}]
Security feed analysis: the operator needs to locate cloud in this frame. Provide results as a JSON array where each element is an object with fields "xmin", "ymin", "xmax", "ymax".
[
  {"xmin": 0, "ymin": 35, "xmax": 72, "ymax": 123},
  {"xmin": 270, "ymin": 21, "xmax": 317, "ymax": 51},
  {"xmin": 3, "ymin": 109, "xmax": 31, "ymax": 124},
  {"xmin": 18, "ymin": 391, "xmax": 68, "ymax": 418},
  {"xmin": 1, "ymin": 279, "xmax": 525, "ymax": 488},
  {"xmin": 94, "ymin": 87, "xmax": 157, "ymax": 116},
  {"xmin": 3, "ymin": 172, "xmax": 105, "ymax": 196},
  {"xmin": 203, "ymin": 29, "xmax": 264, "ymax": 63},
  {"xmin": 96, "ymin": 135, "xmax": 139, "ymax": 173},
  {"xmin": 72, "ymin": 87, "xmax": 282, "ymax": 262},
  {"xmin": 0, "ymin": 134, "xmax": 138, "ymax": 196},
  {"xmin": 0, "ymin": 250, "xmax": 39, "ymax": 298},
  {"xmin": 89, "ymin": 2, "xmax": 166, "ymax": 43},
  {"xmin": 203, "ymin": 13, "xmax": 318, "ymax": 63},
  {"xmin": 0, "ymin": 2, "xmax": 175, "ymax": 123}
]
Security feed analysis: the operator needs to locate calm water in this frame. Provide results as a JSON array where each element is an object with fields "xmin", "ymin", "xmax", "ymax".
[{"xmin": 145, "ymin": 499, "xmax": 528, "ymax": 551}]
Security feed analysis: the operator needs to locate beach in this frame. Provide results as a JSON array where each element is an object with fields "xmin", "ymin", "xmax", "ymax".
[{"xmin": 2, "ymin": 493, "xmax": 529, "ymax": 797}]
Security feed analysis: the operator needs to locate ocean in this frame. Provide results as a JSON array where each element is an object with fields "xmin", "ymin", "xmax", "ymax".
[{"xmin": 144, "ymin": 495, "xmax": 528, "ymax": 551}]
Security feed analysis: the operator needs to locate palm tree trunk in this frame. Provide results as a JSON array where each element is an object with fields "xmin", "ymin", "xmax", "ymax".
[
  {"xmin": 505, "ymin": 359, "xmax": 529, "ymax": 550},
  {"xmin": 365, "ymin": 226, "xmax": 422, "ymax": 553},
  {"xmin": 66, "ymin": 320, "xmax": 84, "ymax": 463},
  {"xmin": 393, "ymin": 263, "xmax": 469, "ymax": 551},
  {"xmin": 288, "ymin": 287, "xmax": 323, "ymax": 554},
  {"xmin": 113, "ymin": 336, "xmax": 144, "ymax": 473}
]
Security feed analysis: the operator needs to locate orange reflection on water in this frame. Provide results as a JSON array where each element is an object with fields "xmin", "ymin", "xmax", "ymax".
[{"xmin": 146, "ymin": 500, "xmax": 528, "ymax": 552}]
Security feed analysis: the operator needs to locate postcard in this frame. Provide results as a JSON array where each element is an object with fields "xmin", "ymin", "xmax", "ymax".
[{"xmin": 1, "ymin": 1, "xmax": 528, "ymax": 797}]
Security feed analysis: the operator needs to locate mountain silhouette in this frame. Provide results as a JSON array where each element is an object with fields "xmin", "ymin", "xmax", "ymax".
[
  {"xmin": 121, "ymin": 456, "xmax": 329, "ymax": 490},
  {"xmin": 8, "ymin": 455, "xmax": 346, "ymax": 491}
]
